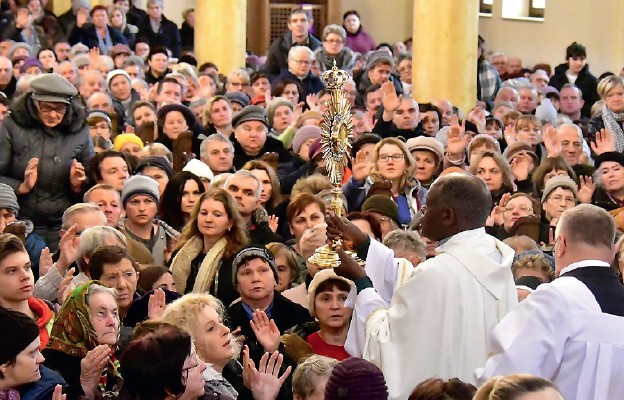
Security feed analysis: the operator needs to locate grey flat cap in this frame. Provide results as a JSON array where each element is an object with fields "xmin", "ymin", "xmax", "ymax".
[
  {"xmin": 30, "ymin": 73, "xmax": 78, "ymax": 104},
  {"xmin": 232, "ymin": 105, "xmax": 268, "ymax": 128}
]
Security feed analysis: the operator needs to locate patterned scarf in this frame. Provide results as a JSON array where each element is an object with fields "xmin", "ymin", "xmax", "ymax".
[
  {"xmin": 601, "ymin": 103, "xmax": 624, "ymax": 152},
  {"xmin": 0, "ymin": 390, "xmax": 19, "ymax": 400},
  {"xmin": 46, "ymin": 281, "xmax": 122, "ymax": 395}
]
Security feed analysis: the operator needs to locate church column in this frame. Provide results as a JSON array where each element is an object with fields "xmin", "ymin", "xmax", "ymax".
[
  {"xmin": 412, "ymin": 0, "xmax": 479, "ymax": 114},
  {"xmin": 195, "ymin": 0, "xmax": 246, "ymax": 74},
  {"xmin": 247, "ymin": 0, "xmax": 270, "ymax": 57}
]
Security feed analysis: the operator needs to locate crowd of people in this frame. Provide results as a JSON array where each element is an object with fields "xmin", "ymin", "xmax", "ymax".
[{"xmin": 0, "ymin": 0, "xmax": 623, "ymax": 399}]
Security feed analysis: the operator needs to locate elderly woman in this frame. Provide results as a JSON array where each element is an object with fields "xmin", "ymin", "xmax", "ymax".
[
  {"xmin": 589, "ymin": 75, "xmax": 624, "ymax": 152},
  {"xmin": 280, "ymin": 270, "xmax": 353, "ymax": 362},
  {"xmin": 344, "ymin": 137, "xmax": 427, "ymax": 226},
  {"xmin": 592, "ymin": 151, "xmax": 624, "ymax": 211},
  {"xmin": 202, "ymin": 95, "xmax": 234, "ymax": 138},
  {"xmin": 406, "ymin": 136, "xmax": 444, "ymax": 189},
  {"xmin": 161, "ymin": 293, "xmax": 242, "ymax": 399},
  {"xmin": 43, "ymin": 282, "xmax": 122, "ymax": 400},
  {"xmin": 224, "ymin": 68, "xmax": 250, "ymax": 95},
  {"xmin": 169, "ymin": 189, "xmax": 249, "ymax": 306},
  {"xmin": 342, "ymin": 10, "xmax": 376, "ymax": 54},
  {"xmin": 0, "ymin": 73, "xmax": 93, "ymax": 250},
  {"xmin": 485, "ymin": 192, "xmax": 540, "ymax": 241},
  {"xmin": 314, "ymin": 24, "xmax": 356, "ymax": 73},
  {"xmin": 469, "ymin": 151, "xmax": 515, "ymax": 206}
]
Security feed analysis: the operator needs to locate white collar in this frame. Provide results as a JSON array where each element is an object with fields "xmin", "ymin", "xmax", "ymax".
[{"xmin": 559, "ymin": 259, "xmax": 611, "ymax": 276}]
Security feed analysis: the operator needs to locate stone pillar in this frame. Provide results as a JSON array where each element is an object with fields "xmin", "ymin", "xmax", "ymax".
[
  {"xmin": 195, "ymin": 0, "xmax": 246, "ymax": 74},
  {"xmin": 247, "ymin": 0, "xmax": 270, "ymax": 57},
  {"xmin": 412, "ymin": 0, "xmax": 479, "ymax": 114}
]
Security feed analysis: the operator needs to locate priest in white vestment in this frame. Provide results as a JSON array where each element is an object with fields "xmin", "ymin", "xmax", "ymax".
[
  {"xmin": 332, "ymin": 173, "xmax": 517, "ymax": 400},
  {"xmin": 476, "ymin": 204, "xmax": 624, "ymax": 400}
]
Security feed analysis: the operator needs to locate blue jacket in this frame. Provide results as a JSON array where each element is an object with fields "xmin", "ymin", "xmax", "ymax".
[
  {"xmin": 273, "ymin": 69, "xmax": 325, "ymax": 101},
  {"xmin": 20, "ymin": 366, "xmax": 67, "ymax": 400}
]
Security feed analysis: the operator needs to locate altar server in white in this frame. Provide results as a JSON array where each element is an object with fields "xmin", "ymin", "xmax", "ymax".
[{"xmin": 476, "ymin": 204, "xmax": 624, "ymax": 400}]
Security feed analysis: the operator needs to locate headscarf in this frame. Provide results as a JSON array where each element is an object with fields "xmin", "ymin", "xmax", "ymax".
[{"xmin": 46, "ymin": 281, "xmax": 122, "ymax": 393}]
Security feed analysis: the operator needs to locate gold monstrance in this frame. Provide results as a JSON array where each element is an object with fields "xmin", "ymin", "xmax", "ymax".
[{"xmin": 308, "ymin": 61, "xmax": 362, "ymax": 268}]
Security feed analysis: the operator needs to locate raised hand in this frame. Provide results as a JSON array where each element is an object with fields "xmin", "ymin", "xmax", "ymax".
[
  {"xmin": 293, "ymin": 102, "xmax": 305, "ymax": 120},
  {"xmin": 38, "ymin": 247, "xmax": 53, "ymax": 276},
  {"xmin": 80, "ymin": 345, "xmax": 110, "ymax": 399},
  {"xmin": 249, "ymin": 351, "xmax": 292, "ymax": 400},
  {"xmin": 577, "ymin": 175, "xmax": 596, "ymax": 204},
  {"xmin": 306, "ymin": 93, "xmax": 319, "ymax": 111},
  {"xmin": 57, "ymin": 224, "xmax": 79, "ymax": 273},
  {"xmin": 250, "ymin": 310, "xmax": 281, "ymax": 353},
  {"xmin": 590, "ymin": 128, "xmax": 616, "ymax": 156},
  {"xmin": 298, "ymin": 223, "xmax": 328, "ymax": 259},
  {"xmin": 148, "ymin": 288, "xmax": 167, "ymax": 320},
  {"xmin": 542, "ymin": 125, "xmax": 560, "ymax": 157},
  {"xmin": 51, "ymin": 384, "xmax": 66, "ymax": 400},
  {"xmin": 57, "ymin": 267, "xmax": 75, "ymax": 305},
  {"xmin": 504, "ymin": 125, "xmax": 517, "ymax": 147},
  {"xmin": 467, "ymin": 106, "xmax": 486, "ymax": 134},
  {"xmin": 18, "ymin": 157, "xmax": 39, "ymax": 195},
  {"xmin": 486, "ymin": 192, "xmax": 511, "ymax": 227},
  {"xmin": 69, "ymin": 159, "xmax": 86, "ymax": 191},
  {"xmin": 381, "ymin": 81, "xmax": 402, "ymax": 113},
  {"xmin": 268, "ymin": 215, "xmax": 279, "ymax": 233},
  {"xmin": 351, "ymin": 149, "xmax": 374, "ymax": 181},
  {"xmin": 87, "ymin": 47, "xmax": 101, "ymax": 71},
  {"xmin": 76, "ymin": 7, "xmax": 89, "ymax": 28},
  {"xmin": 510, "ymin": 152, "xmax": 533, "ymax": 181},
  {"xmin": 446, "ymin": 116, "xmax": 470, "ymax": 158}
]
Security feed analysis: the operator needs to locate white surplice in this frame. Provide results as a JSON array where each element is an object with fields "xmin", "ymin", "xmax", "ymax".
[
  {"xmin": 475, "ymin": 262, "xmax": 624, "ymax": 400},
  {"xmin": 346, "ymin": 228, "xmax": 517, "ymax": 400}
]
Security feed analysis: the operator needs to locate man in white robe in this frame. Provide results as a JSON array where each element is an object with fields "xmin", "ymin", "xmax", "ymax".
[
  {"xmin": 333, "ymin": 173, "xmax": 517, "ymax": 400},
  {"xmin": 476, "ymin": 204, "xmax": 624, "ymax": 400}
]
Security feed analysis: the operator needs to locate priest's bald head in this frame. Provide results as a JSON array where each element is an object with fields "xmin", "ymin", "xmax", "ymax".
[
  {"xmin": 420, "ymin": 172, "xmax": 492, "ymax": 242},
  {"xmin": 553, "ymin": 204, "xmax": 616, "ymax": 276}
]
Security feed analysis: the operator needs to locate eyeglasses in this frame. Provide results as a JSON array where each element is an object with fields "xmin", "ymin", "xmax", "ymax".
[
  {"xmin": 37, "ymin": 102, "xmax": 67, "ymax": 114},
  {"xmin": 378, "ymin": 154, "xmax": 404, "ymax": 162},
  {"xmin": 324, "ymin": 39, "xmax": 343, "ymax": 44},
  {"xmin": 228, "ymin": 82, "xmax": 249, "ymax": 88},
  {"xmin": 292, "ymin": 59, "xmax": 312, "ymax": 65},
  {"xmin": 504, "ymin": 205, "xmax": 532, "ymax": 213},
  {"xmin": 548, "ymin": 195, "xmax": 575, "ymax": 204}
]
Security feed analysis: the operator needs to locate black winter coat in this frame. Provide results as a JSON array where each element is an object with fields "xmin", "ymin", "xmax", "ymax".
[
  {"xmin": 262, "ymin": 32, "xmax": 322, "ymax": 79},
  {"xmin": 231, "ymin": 135, "xmax": 292, "ymax": 170},
  {"xmin": 0, "ymin": 93, "xmax": 93, "ymax": 228},
  {"xmin": 549, "ymin": 63, "xmax": 599, "ymax": 118},
  {"xmin": 136, "ymin": 16, "xmax": 181, "ymax": 57},
  {"xmin": 68, "ymin": 24, "xmax": 127, "ymax": 49}
]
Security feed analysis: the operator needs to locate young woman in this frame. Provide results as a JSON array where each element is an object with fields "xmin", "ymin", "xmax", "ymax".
[
  {"xmin": 136, "ymin": 265, "xmax": 175, "ymax": 293},
  {"xmin": 169, "ymin": 189, "xmax": 249, "ymax": 306},
  {"xmin": 158, "ymin": 171, "xmax": 206, "ymax": 232},
  {"xmin": 470, "ymin": 151, "xmax": 515, "ymax": 206},
  {"xmin": 43, "ymin": 282, "xmax": 122, "ymax": 400},
  {"xmin": 241, "ymin": 160, "xmax": 288, "ymax": 236},
  {"xmin": 344, "ymin": 137, "xmax": 427, "ymax": 226},
  {"xmin": 202, "ymin": 95, "xmax": 234, "ymax": 138}
]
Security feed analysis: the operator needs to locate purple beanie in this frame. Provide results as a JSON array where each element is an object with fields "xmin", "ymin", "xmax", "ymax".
[
  {"xmin": 324, "ymin": 357, "xmax": 388, "ymax": 400},
  {"xmin": 19, "ymin": 58, "xmax": 44, "ymax": 74},
  {"xmin": 292, "ymin": 125, "xmax": 322, "ymax": 154}
]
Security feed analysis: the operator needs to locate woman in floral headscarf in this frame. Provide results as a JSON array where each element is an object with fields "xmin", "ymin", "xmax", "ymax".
[{"xmin": 42, "ymin": 281, "xmax": 123, "ymax": 400}]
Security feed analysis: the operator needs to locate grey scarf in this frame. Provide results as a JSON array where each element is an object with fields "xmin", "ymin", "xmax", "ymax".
[{"xmin": 601, "ymin": 103, "xmax": 624, "ymax": 152}]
